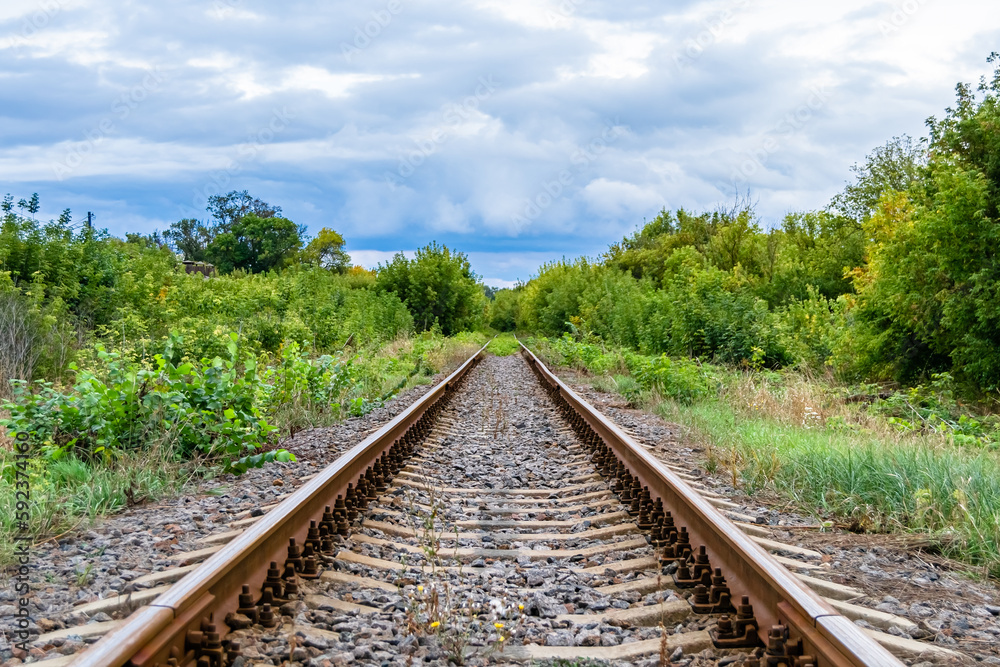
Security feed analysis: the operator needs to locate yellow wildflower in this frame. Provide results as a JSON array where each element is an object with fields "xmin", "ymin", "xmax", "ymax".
[
  {"xmin": 430, "ymin": 621, "xmax": 440, "ymax": 628},
  {"xmin": 494, "ymin": 622, "xmax": 504, "ymax": 629}
]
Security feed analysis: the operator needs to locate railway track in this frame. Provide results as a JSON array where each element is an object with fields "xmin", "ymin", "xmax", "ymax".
[{"xmin": 37, "ymin": 342, "xmax": 967, "ymax": 666}]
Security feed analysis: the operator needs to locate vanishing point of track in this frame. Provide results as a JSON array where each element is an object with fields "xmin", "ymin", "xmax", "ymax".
[{"xmin": 67, "ymin": 342, "xmax": 909, "ymax": 667}]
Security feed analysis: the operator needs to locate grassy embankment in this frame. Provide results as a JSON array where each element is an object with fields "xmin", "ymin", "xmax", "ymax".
[
  {"xmin": 0, "ymin": 332, "xmax": 489, "ymax": 566},
  {"xmin": 527, "ymin": 335, "xmax": 1000, "ymax": 578}
]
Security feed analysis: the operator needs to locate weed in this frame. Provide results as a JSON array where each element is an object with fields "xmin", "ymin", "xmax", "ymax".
[
  {"xmin": 478, "ymin": 367, "xmax": 511, "ymax": 440},
  {"xmin": 613, "ymin": 375, "xmax": 643, "ymax": 406},
  {"xmin": 704, "ymin": 445, "xmax": 718, "ymax": 474},
  {"xmin": 486, "ymin": 334, "xmax": 520, "ymax": 357},
  {"xmin": 75, "ymin": 563, "xmax": 93, "ymax": 587},
  {"xmin": 590, "ymin": 376, "xmax": 618, "ymax": 393},
  {"xmin": 399, "ymin": 439, "xmax": 525, "ymax": 663},
  {"xmin": 658, "ymin": 621, "xmax": 668, "ymax": 666},
  {"xmin": 0, "ymin": 445, "xmax": 190, "ymax": 566},
  {"xmin": 526, "ymin": 337, "xmax": 1000, "ymax": 577},
  {"xmin": 666, "ymin": 396, "xmax": 1000, "ymax": 576}
]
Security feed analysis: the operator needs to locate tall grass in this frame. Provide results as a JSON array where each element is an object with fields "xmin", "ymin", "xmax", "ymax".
[
  {"xmin": 486, "ymin": 333, "xmax": 520, "ymax": 357},
  {"xmin": 0, "ymin": 446, "xmax": 192, "ymax": 565},
  {"xmin": 658, "ymin": 394, "xmax": 1000, "ymax": 577},
  {"xmin": 532, "ymin": 336, "xmax": 1000, "ymax": 577}
]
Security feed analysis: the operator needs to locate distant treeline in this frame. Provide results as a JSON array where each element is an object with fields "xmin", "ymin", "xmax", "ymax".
[
  {"xmin": 491, "ymin": 58, "xmax": 1000, "ymax": 395},
  {"xmin": 0, "ymin": 190, "xmax": 487, "ymax": 392}
]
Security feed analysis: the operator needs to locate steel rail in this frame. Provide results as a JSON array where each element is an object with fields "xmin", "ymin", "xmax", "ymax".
[
  {"xmin": 519, "ymin": 341, "xmax": 903, "ymax": 667},
  {"xmin": 70, "ymin": 342, "xmax": 490, "ymax": 667}
]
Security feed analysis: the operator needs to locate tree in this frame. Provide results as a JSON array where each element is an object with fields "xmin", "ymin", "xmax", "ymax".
[
  {"xmin": 17, "ymin": 193, "xmax": 40, "ymax": 218},
  {"xmin": 845, "ymin": 56, "xmax": 1000, "ymax": 390},
  {"xmin": 205, "ymin": 214, "xmax": 304, "ymax": 274},
  {"xmin": 830, "ymin": 136, "xmax": 925, "ymax": 222},
  {"xmin": 707, "ymin": 208, "xmax": 761, "ymax": 272},
  {"xmin": 488, "ymin": 288, "xmax": 520, "ymax": 331},
  {"xmin": 207, "ymin": 190, "xmax": 281, "ymax": 230},
  {"xmin": 163, "ymin": 191, "xmax": 289, "ymax": 265},
  {"xmin": 125, "ymin": 231, "xmax": 165, "ymax": 248},
  {"xmin": 376, "ymin": 242, "xmax": 485, "ymax": 335},
  {"xmin": 302, "ymin": 228, "xmax": 350, "ymax": 272},
  {"xmin": 163, "ymin": 219, "xmax": 213, "ymax": 261}
]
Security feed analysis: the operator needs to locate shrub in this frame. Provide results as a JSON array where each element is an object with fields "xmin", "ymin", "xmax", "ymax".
[
  {"xmin": 624, "ymin": 353, "xmax": 718, "ymax": 404},
  {"xmin": 486, "ymin": 333, "xmax": 520, "ymax": 356},
  {"xmin": 1, "ymin": 333, "xmax": 291, "ymax": 475}
]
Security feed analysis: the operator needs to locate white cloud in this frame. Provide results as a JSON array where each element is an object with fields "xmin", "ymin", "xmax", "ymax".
[
  {"xmin": 581, "ymin": 178, "xmax": 667, "ymax": 219},
  {"xmin": 1, "ymin": 0, "xmax": 998, "ymax": 280},
  {"xmin": 347, "ymin": 249, "xmax": 414, "ymax": 269},
  {"xmin": 483, "ymin": 278, "xmax": 519, "ymax": 289}
]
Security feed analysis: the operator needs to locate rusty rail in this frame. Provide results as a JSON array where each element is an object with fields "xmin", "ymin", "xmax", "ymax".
[
  {"xmin": 519, "ymin": 341, "xmax": 902, "ymax": 667},
  {"xmin": 70, "ymin": 342, "xmax": 489, "ymax": 667}
]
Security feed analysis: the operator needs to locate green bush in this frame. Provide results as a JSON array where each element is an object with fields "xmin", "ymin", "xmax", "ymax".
[
  {"xmin": 868, "ymin": 373, "xmax": 1000, "ymax": 449},
  {"xmin": 257, "ymin": 340, "xmax": 361, "ymax": 434},
  {"xmin": 624, "ymin": 352, "xmax": 718, "ymax": 404},
  {"xmin": 1, "ymin": 333, "xmax": 291, "ymax": 474},
  {"xmin": 376, "ymin": 242, "xmax": 486, "ymax": 335},
  {"xmin": 486, "ymin": 333, "xmax": 520, "ymax": 356},
  {"xmin": 551, "ymin": 334, "xmax": 617, "ymax": 373},
  {"xmin": 771, "ymin": 287, "xmax": 843, "ymax": 371},
  {"xmin": 611, "ymin": 374, "xmax": 642, "ymax": 406}
]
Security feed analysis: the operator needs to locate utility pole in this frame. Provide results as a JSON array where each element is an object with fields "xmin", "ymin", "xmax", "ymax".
[{"xmin": 86, "ymin": 212, "xmax": 93, "ymax": 229}]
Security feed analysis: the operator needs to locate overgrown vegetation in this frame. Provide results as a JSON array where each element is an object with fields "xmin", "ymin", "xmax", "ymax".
[
  {"xmin": 0, "ymin": 329, "xmax": 485, "ymax": 563},
  {"xmin": 499, "ymin": 59, "xmax": 1000, "ymax": 577},
  {"xmin": 498, "ymin": 57, "xmax": 1000, "ymax": 397},
  {"xmin": 485, "ymin": 333, "xmax": 520, "ymax": 357},
  {"xmin": 6, "ymin": 57, "xmax": 1000, "ymax": 580},
  {"xmin": 531, "ymin": 333, "xmax": 1000, "ymax": 576},
  {"xmin": 0, "ymin": 188, "xmax": 495, "ymax": 563}
]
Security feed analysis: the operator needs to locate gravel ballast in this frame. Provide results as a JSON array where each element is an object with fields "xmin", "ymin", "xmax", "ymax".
[{"xmin": 4, "ymin": 353, "xmax": 994, "ymax": 666}]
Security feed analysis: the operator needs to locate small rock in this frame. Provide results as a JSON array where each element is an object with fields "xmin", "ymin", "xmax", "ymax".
[
  {"xmin": 545, "ymin": 630, "xmax": 575, "ymax": 646},
  {"xmin": 280, "ymin": 600, "xmax": 307, "ymax": 616},
  {"xmin": 36, "ymin": 618, "xmax": 61, "ymax": 633},
  {"xmin": 224, "ymin": 613, "xmax": 253, "ymax": 630},
  {"xmin": 397, "ymin": 634, "xmax": 417, "ymax": 654},
  {"xmin": 576, "ymin": 627, "xmax": 600, "ymax": 646},
  {"xmin": 525, "ymin": 593, "xmax": 565, "ymax": 619},
  {"xmin": 329, "ymin": 652, "xmax": 353, "ymax": 666}
]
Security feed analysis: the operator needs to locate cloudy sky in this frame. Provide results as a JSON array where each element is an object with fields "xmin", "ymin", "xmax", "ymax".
[{"xmin": 1, "ymin": 0, "xmax": 998, "ymax": 286}]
